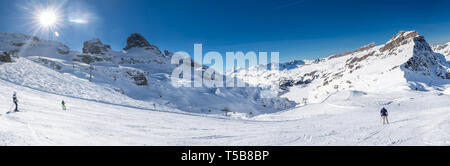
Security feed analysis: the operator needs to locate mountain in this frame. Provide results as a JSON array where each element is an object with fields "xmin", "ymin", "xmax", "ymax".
[
  {"xmin": 0, "ymin": 32, "xmax": 294, "ymax": 116},
  {"xmin": 235, "ymin": 31, "xmax": 450, "ymax": 104},
  {"xmin": 1, "ymin": 31, "xmax": 450, "ymax": 146},
  {"xmin": 432, "ymin": 42, "xmax": 450, "ymax": 60}
]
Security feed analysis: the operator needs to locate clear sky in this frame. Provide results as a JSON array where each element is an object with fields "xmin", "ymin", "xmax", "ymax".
[{"xmin": 1, "ymin": 0, "xmax": 450, "ymax": 62}]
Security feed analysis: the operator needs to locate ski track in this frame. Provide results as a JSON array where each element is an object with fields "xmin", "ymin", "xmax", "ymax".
[{"xmin": 1, "ymin": 75, "xmax": 450, "ymax": 145}]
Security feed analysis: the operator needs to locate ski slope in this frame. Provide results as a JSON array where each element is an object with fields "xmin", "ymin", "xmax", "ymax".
[
  {"xmin": 1, "ymin": 31, "xmax": 449, "ymax": 146},
  {"xmin": 0, "ymin": 32, "xmax": 294, "ymax": 116},
  {"xmin": 1, "ymin": 78, "xmax": 449, "ymax": 146}
]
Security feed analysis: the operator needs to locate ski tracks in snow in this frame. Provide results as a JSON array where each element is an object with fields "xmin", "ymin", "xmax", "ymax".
[
  {"xmin": 26, "ymin": 115, "xmax": 56, "ymax": 145},
  {"xmin": 357, "ymin": 125, "xmax": 388, "ymax": 145},
  {"xmin": 2, "ymin": 111, "xmax": 56, "ymax": 145}
]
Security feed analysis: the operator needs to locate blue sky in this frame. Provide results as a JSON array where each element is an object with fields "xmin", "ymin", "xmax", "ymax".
[{"xmin": 1, "ymin": 0, "xmax": 450, "ymax": 62}]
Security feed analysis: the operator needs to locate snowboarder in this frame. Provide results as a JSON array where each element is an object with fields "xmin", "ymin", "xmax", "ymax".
[
  {"xmin": 12, "ymin": 91, "xmax": 19, "ymax": 112},
  {"xmin": 61, "ymin": 100, "xmax": 66, "ymax": 110},
  {"xmin": 380, "ymin": 107, "xmax": 389, "ymax": 125}
]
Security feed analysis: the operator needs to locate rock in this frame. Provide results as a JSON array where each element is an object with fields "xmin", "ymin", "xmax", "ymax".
[
  {"xmin": 381, "ymin": 31, "xmax": 419, "ymax": 52},
  {"xmin": 38, "ymin": 57, "xmax": 62, "ymax": 70},
  {"xmin": 401, "ymin": 33, "xmax": 449, "ymax": 79},
  {"xmin": 354, "ymin": 42, "xmax": 376, "ymax": 53},
  {"xmin": 58, "ymin": 45, "xmax": 70, "ymax": 55},
  {"xmin": 0, "ymin": 52, "xmax": 12, "ymax": 63},
  {"xmin": 74, "ymin": 54, "xmax": 109, "ymax": 64},
  {"xmin": 83, "ymin": 38, "xmax": 111, "ymax": 55},
  {"xmin": 164, "ymin": 50, "xmax": 173, "ymax": 57},
  {"xmin": 279, "ymin": 60, "xmax": 306, "ymax": 70},
  {"xmin": 126, "ymin": 71, "xmax": 148, "ymax": 86},
  {"xmin": 329, "ymin": 42, "xmax": 376, "ymax": 60},
  {"xmin": 12, "ymin": 43, "xmax": 25, "ymax": 47},
  {"xmin": 123, "ymin": 33, "xmax": 160, "ymax": 51}
]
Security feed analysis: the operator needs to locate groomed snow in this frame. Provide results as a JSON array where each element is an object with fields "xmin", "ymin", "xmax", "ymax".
[{"xmin": 1, "ymin": 78, "xmax": 449, "ymax": 145}]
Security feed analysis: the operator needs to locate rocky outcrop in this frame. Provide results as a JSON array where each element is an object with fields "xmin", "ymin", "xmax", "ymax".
[
  {"xmin": 164, "ymin": 50, "xmax": 172, "ymax": 57},
  {"xmin": 402, "ymin": 36, "xmax": 450, "ymax": 79},
  {"xmin": 432, "ymin": 43, "xmax": 450, "ymax": 59},
  {"xmin": 433, "ymin": 43, "xmax": 449, "ymax": 52},
  {"xmin": 37, "ymin": 57, "xmax": 62, "ymax": 70},
  {"xmin": 83, "ymin": 38, "xmax": 111, "ymax": 55},
  {"xmin": 58, "ymin": 45, "xmax": 70, "ymax": 55},
  {"xmin": 381, "ymin": 31, "xmax": 419, "ymax": 52},
  {"xmin": 279, "ymin": 71, "xmax": 318, "ymax": 90},
  {"xmin": 354, "ymin": 42, "xmax": 376, "ymax": 53},
  {"xmin": 124, "ymin": 33, "xmax": 160, "ymax": 52},
  {"xmin": 279, "ymin": 60, "xmax": 306, "ymax": 70},
  {"xmin": 0, "ymin": 52, "xmax": 12, "ymax": 63},
  {"xmin": 328, "ymin": 42, "xmax": 376, "ymax": 60},
  {"xmin": 73, "ymin": 54, "xmax": 112, "ymax": 64},
  {"xmin": 125, "ymin": 71, "xmax": 148, "ymax": 86}
]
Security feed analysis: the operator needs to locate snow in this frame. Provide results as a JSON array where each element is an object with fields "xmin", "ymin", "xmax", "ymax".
[
  {"xmin": 1, "ymin": 31, "xmax": 450, "ymax": 145},
  {"xmin": 433, "ymin": 42, "xmax": 450, "ymax": 60},
  {"xmin": 0, "ymin": 33, "xmax": 294, "ymax": 116},
  {"xmin": 1, "ymin": 79, "xmax": 449, "ymax": 145}
]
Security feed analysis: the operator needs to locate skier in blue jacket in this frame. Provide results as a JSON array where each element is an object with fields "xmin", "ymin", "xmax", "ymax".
[{"xmin": 380, "ymin": 107, "xmax": 389, "ymax": 125}]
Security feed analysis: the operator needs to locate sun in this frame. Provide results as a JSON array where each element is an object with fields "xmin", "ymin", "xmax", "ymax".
[
  {"xmin": 26, "ymin": 1, "xmax": 89, "ymax": 38},
  {"xmin": 38, "ymin": 10, "xmax": 58, "ymax": 27},
  {"xmin": 31, "ymin": 6, "xmax": 63, "ymax": 36}
]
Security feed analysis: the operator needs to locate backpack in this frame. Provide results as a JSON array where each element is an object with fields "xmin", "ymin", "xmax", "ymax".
[{"xmin": 381, "ymin": 108, "xmax": 388, "ymax": 116}]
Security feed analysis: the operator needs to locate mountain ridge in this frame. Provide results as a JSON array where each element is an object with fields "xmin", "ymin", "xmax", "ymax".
[{"xmin": 0, "ymin": 32, "xmax": 294, "ymax": 116}]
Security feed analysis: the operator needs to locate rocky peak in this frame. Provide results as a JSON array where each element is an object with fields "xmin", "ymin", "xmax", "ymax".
[
  {"xmin": 0, "ymin": 51, "xmax": 12, "ymax": 63},
  {"xmin": 432, "ymin": 43, "xmax": 450, "ymax": 57},
  {"xmin": 390, "ymin": 31, "xmax": 419, "ymax": 42},
  {"xmin": 400, "ymin": 33, "xmax": 449, "ymax": 79},
  {"xmin": 82, "ymin": 38, "xmax": 111, "ymax": 55},
  {"xmin": 380, "ymin": 31, "xmax": 422, "ymax": 52},
  {"xmin": 164, "ymin": 50, "xmax": 173, "ymax": 57},
  {"xmin": 124, "ymin": 33, "xmax": 160, "ymax": 51}
]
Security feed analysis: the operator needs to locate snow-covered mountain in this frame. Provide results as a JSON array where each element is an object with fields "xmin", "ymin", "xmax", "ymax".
[
  {"xmin": 0, "ymin": 32, "xmax": 293, "ymax": 116},
  {"xmin": 234, "ymin": 31, "xmax": 450, "ymax": 104},
  {"xmin": 2, "ymin": 31, "xmax": 449, "ymax": 111},
  {"xmin": 433, "ymin": 42, "xmax": 450, "ymax": 60},
  {"xmin": 1, "ymin": 31, "xmax": 450, "ymax": 146}
]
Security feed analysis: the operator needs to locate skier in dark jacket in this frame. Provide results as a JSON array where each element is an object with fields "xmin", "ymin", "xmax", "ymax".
[
  {"xmin": 12, "ymin": 92, "xmax": 19, "ymax": 112},
  {"xmin": 380, "ymin": 107, "xmax": 389, "ymax": 125},
  {"xmin": 61, "ymin": 100, "xmax": 66, "ymax": 110}
]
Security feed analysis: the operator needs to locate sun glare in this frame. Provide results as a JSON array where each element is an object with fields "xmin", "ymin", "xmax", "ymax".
[
  {"xmin": 31, "ymin": 6, "xmax": 63, "ymax": 36},
  {"xmin": 38, "ymin": 10, "xmax": 58, "ymax": 27},
  {"xmin": 27, "ymin": 1, "xmax": 90, "ymax": 38}
]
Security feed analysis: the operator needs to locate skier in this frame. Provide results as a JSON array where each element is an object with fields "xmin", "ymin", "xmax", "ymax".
[
  {"xmin": 380, "ymin": 107, "xmax": 389, "ymax": 125},
  {"xmin": 61, "ymin": 100, "xmax": 66, "ymax": 110},
  {"xmin": 12, "ymin": 91, "xmax": 19, "ymax": 112}
]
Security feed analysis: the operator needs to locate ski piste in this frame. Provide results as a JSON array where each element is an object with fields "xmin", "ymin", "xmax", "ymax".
[{"xmin": 0, "ymin": 29, "xmax": 449, "ymax": 145}]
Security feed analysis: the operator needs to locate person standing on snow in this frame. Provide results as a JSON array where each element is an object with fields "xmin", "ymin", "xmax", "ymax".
[
  {"xmin": 12, "ymin": 92, "xmax": 19, "ymax": 112},
  {"xmin": 61, "ymin": 100, "xmax": 66, "ymax": 110},
  {"xmin": 380, "ymin": 107, "xmax": 389, "ymax": 125}
]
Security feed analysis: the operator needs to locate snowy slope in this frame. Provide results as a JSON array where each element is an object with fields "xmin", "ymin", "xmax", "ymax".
[
  {"xmin": 1, "ymin": 78, "xmax": 449, "ymax": 145},
  {"xmin": 1, "ymin": 31, "xmax": 450, "ymax": 146},
  {"xmin": 0, "ymin": 57, "xmax": 174, "ymax": 111},
  {"xmin": 0, "ymin": 32, "xmax": 294, "ymax": 115}
]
